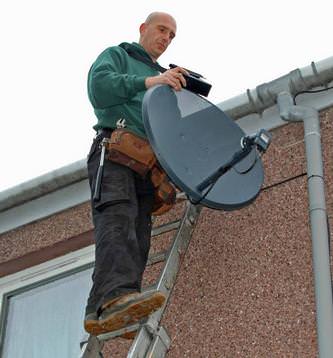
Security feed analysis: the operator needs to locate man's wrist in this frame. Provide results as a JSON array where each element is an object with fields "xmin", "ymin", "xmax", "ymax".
[{"xmin": 145, "ymin": 76, "xmax": 156, "ymax": 89}]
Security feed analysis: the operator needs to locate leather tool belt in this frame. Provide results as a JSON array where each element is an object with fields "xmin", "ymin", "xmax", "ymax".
[{"xmin": 104, "ymin": 129, "xmax": 176, "ymax": 215}]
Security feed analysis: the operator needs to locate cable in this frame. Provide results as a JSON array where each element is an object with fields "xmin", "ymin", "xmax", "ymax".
[
  {"xmin": 261, "ymin": 172, "xmax": 306, "ymax": 191},
  {"xmin": 293, "ymin": 85, "xmax": 333, "ymax": 104}
]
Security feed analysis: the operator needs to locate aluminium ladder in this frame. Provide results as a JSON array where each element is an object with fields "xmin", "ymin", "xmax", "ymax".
[{"xmin": 80, "ymin": 195, "xmax": 201, "ymax": 358}]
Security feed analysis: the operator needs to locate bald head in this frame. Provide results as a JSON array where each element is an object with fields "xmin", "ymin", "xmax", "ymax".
[
  {"xmin": 139, "ymin": 12, "xmax": 177, "ymax": 61},
  {"xmin": 144, "ymin": 12, "xmax": 177, "ymax": 27}
]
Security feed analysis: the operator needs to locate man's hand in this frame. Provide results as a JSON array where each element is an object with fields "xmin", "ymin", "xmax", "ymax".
[{"xmin": 145, "ymin": 66, "xmax": 188, "ymax": 91}]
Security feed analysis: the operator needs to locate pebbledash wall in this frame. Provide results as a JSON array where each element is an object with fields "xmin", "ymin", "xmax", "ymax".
[{"xmin": 0, "ymin": 77, "xmax": 333, "ymax": 356}]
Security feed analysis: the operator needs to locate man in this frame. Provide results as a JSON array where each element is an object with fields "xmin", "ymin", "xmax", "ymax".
[{"xmin": 84, "ymin": 12, "xmax": 187, "ymax": 336}]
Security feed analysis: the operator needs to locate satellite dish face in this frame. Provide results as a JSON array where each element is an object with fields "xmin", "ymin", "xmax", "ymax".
[{"xmin": 142, "ymin": 85, "xmax": 264, "ymax": 210}]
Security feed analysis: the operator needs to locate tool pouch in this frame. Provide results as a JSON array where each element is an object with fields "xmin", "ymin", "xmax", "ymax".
[
  {"xmin": 151, "ymin": 165, "xmax": 176, "ymax": 215},
  {"xmin": 105, "ymin": 129, "xmax": 176, "ymax": 215},
  {"xmin": 105, "ymin": 129, "xmax": 156, "ymax": 177}
]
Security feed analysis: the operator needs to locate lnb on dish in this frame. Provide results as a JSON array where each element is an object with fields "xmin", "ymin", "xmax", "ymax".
[{"xmin": 241, "ymin": 129, "xmax": 272, "ymax": 153}]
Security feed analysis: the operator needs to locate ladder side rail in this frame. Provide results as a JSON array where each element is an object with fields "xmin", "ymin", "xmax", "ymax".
[
  {"xmin": 155, "ymin": 203, "xmax": 200, "ymax": 295},
  {"xmin": 80, "ymin": 335, "xmax": 104, "ymax": 358},
  {"xmin": 79, "ymin": 199, "xmax": 200, "ymax": 358},
  {"xmin": 127, "ymin": 203, "xmax": 201, "ymax": 358},
  {"xmin": 145, "ymin": 326, "xmax": 171, "ymax": 358}
]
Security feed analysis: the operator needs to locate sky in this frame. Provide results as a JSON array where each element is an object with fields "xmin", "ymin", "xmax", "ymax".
[{"xmin": 0, "ymin": 0, "xmax": 332, "ymax": 192}]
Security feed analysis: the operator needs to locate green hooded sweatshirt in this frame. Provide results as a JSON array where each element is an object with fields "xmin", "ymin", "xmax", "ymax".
[{"xmin": 87, "ymin": 42, "xmax": 159, "ymax": 138}]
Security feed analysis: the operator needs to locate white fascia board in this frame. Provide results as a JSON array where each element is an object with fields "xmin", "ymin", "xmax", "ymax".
[
  {"xmin": 223, "ymin": 85, "xmax": 333, "ymax": 137},
  {"xmin": 219, "ymin": 85, "xmax": 333, "ymax": 135},
  {"xmin": 0, "ymin": 159, "xmax": 88, "ymax": 212},
  {"xmin": 0, "ymin": 179, "xmax": 90, "ymax": 234}
]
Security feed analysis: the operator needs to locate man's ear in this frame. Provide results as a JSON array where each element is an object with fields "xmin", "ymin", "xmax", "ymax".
[{"xmin": 139, "ymin": 23, "xmax": 146, "ymax": 36}]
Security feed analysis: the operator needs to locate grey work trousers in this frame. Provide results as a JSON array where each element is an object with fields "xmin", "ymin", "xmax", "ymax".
[{"xmin": 85, "ymin": 131, "xmax": 155, "ymax": 316}]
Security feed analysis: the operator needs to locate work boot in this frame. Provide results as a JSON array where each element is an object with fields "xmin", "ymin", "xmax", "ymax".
[
  {"xmin": 120, "ymin": 331, "xmax": 137, "ymax": 339},
  {"xmin": 84, "ymin": 296, "xmax": 122, "ymax": 336},
  {"xmin": 84, "ymin": 312, "xmax": 137, "ymax": 339},
  {"xmin": 84, "ymin": 312, "xmax": 108, "ymax": 336},
  {"xmin": 99, "ymin": 291, "xmax": 166, "ymax": 333}
]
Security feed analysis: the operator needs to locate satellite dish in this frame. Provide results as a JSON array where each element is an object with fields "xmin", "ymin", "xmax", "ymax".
[{"xmin": 142, "ymin": 85, "xmax": 268, "ymax": 210}]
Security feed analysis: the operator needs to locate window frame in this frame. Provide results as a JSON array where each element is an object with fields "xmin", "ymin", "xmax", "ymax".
[{"xmin": 0, "ymin": 244, "xmax": 95, "ymax": 356}]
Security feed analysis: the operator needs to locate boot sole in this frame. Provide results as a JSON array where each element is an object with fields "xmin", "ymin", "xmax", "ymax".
[
  {"xmin": 84, "ymin": 319, "xmax": 108, "ymax": 336},
  {"xmin": 120, "ymin": 331, "xmax": 137, "ymax": 339},
  {"xmin": 84, "ymin": 319, "xmax": 137, "ymax": 339},
  {"xmin": 99, "ymin": 292, "xmax": 165, "ymax": 332}
]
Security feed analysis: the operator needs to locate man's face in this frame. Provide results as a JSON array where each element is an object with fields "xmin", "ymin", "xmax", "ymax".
[{"xmin": 139, "ymin": 14, "xmax": 177, "ymax": 61}]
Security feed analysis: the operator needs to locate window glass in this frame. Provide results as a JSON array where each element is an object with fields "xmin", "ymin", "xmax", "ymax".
[{"xmin": 2, "ymin": 267, "xmax": 93, "ymax": 358}]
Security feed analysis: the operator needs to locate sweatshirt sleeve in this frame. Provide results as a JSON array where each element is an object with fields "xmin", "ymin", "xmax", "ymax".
[{"xmin": 87, "ymin": 47, "xmax": 147, "ymax": 109}]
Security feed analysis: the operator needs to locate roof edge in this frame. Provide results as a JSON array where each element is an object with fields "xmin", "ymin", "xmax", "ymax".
[
  {"xmin": 0, "ymin": 159, "xmax": 87, "ymax": 212},
  {"xmin": 220, "ymin": 56, "xmax": 333, "ymax": 119},
  {"xmin": 1, "ymin": 56, "xmax": 333, "ymax": 213}
]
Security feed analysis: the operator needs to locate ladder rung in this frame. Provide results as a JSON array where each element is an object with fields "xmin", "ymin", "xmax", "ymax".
[
  {"xmin": 151, "ymin": 220, "xmax": 181, "ymax": 237},
  {"xmin": 176, "ymin": 192, "xmax": 187, "ymax": 201},
  {"xmin": 97, "ymin": 322, "xmax": 142, "ymax": 341},
  {"xmin": 146, "ymin": 251, "xmax": 168, "ymax": 266}
]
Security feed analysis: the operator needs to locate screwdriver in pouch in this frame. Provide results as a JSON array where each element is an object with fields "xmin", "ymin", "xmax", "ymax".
[{"xmin": 93, "ymin": 138, "xmax": 107, "ymax": 202}]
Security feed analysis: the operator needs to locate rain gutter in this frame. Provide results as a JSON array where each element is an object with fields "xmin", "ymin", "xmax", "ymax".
[{"xmin": 0, "ymin": 57, "xmax": 333, "ymax": 234}]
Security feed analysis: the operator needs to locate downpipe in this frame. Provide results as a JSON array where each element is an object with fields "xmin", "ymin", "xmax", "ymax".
[{"xmin": 277, "ymin": 92, "xmax": 333, "ymax": 357}]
